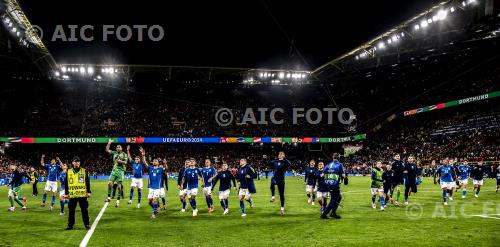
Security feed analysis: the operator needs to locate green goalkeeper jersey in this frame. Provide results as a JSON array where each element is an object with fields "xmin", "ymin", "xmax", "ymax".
[
  {"xmin": 371, "ymin": 168, "xmax": 384, "ymax": 188},
  {"xmin": 111, "ymin": 151, "xmax": 128, "ymax": 173}
]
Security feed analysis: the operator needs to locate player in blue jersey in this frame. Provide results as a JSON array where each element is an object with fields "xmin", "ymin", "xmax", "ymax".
[
  {"xmin": 304, "ymin": 159, "xmax": 318, "ymax": 206},
  {"xmin": 40, "ymin": 154, "xmax": 63, "ymax": 211},
  {"xmin": 159, "ymin": 161, "xmax": 169, "ymax": 210},
  {"xmin": 236, "ymin": 158, "xmax": 256, "ymax": 217},
  {"xmin": 201, "ymin": 159, "xmax": 217, "ymax": 213},
  {"xmin": 58, "ymin": 163, "xmax": 68, "ymax": 216},
  {"xmin": 434, "ymin": 158, "xmax": 456, "ymax": 205},
  {"xmin": 456, "ymin": 159, "xmax": 471, "ymax": 198},
  {"xmin": 470, "ymin": 162, "xmax": 485, "ymax": 198},
  {"xmin": 181, "ymin": 158, "xmax": 203, "ymax": 216},
  {"xmin": 7, "ymin": 165, "xmax": 29, "ymax": 212},
  {"xmin": 144, "ymin": 154, "xmax": 164, "ymax": 219},
  {"xmin": 403, "ymin": 156, "xmax": 420, "ymax": 205},
  {"xmin": 391, "ymin": 154, "xmax": 405, "ymax": 206},
  {"xmin": 127, "ymin": 146, "xmax": 146, "ymax": 208},
  {"xmin": 314, "ymin": 162, "xmax": 329, "ymax": 213},
  {"xmin": 210, "ymin": 162, "xmax": 237, "ymax": 215},
  {"xmin": 178, "ymin": 160, "xmax": 189, "ymax": 212},
  {"xmin": 264, "ymin": 152, "xmax": 292, "ymax": 215},
  {"xmin": 320, "ymin": 153, "xmax": 346, "ymax": 219}
]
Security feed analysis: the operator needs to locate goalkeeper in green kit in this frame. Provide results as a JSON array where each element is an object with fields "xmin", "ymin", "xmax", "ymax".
[{"xmin": 105, "ymin": 139, "xmax": 128, "ymax": 207}]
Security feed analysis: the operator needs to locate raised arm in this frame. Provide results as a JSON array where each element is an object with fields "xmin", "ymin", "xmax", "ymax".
[
  {"xmin": 40, "ymin": 154, "xmax": 45, "ymax": 166},
  {"xmin": 140, "ymin": 147, "xmax": 148, "ymax": 168},
  {"xmin": 105, "ymin": 139, "xmax": 113, "ymax": 154},
  {"xmin": 127, "ymin": 145, "xmax": 132, "ymax": 164}
]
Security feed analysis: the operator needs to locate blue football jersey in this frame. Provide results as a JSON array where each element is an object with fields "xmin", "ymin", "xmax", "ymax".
[
  {"xmin": 45, "ymin": 164, "xmax": 62, "ymax": 182},
  {"xmin": 201, "ymin": 166, "xmax": 216, "ymax": 187},
  {"xmin": 457, "ymin": 165, "xmax": 470, "ymax": 180},
  {"xmin": 148, "ymin": 166, "xmax": 164, "ymax": 189},
  {"xmin": 131, "ymin": 162, "xmax": 144, "ymax": 179},
  {"xmin": 59, "ymin": 171, "xmax": 67, "ymax": 190},
  {"xmin": 184, "ymin": 168, "xmax": 202, "ymax": 189},
  {"xmin": 437, "ymin": 165, "xmax": 454, "ymax": 182}
]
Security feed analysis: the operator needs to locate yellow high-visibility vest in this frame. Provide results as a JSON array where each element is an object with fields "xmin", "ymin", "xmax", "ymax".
[{"xmin": 67, "ymin": 168, "xmax": 87, "ymax": 198}]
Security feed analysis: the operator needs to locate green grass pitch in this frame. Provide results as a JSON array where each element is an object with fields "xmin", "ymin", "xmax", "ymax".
[{"xmin": 1, "ymin": 177, "xmax": 499, "ymax": 246}]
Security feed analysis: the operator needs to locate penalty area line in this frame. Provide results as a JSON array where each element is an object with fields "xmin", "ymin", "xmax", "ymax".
[
  {"xmin": 80, "ymin": 202, "xmax": 109, "ymax": 247},
  {"xmin": 470, "ymin": 214, "xmax": 500, "ymax": 220}
]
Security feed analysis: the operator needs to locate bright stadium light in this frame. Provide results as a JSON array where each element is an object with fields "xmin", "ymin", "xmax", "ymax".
[
  {"xmin": 414, "ymin": 24, "xmax": 420, "ymax": 30},
  {"xmin": 377, "ymin": 41, "xmax": 385, "ymax": 49},
  {"xmin": 54, "ymin": 71, "xmax": 60, "ymax": 77},
  {"xmin": 387, "ymin": 39, "xmax": 392, "ymax": 44},
  {"xmin": 427, "ymin": 18, "xmax": 433, "ymax": 24},
  {"xmin": 80, "ymin": 67, "xmax": 85, "ymax": 74},
  {"xmin": 259, "ymin": 72, "xmax": 264, "ymax": 78},
  {"xmin": 87, "ymin": 67, "xmax": 94, "ymax": 75},
  {"xmin": 286, "ymin": 73, "xmax": 291, "ymax": 78},
  {"xmin": 401, "ymin": 32, "xmax": 405, "ymax": 37},
  {"xmin": 421, "ymin": 19, "xmax": 429, "ymax": 28},
  {"xmin": 61, "ymin": 66, "xmax": 67, "ymax": 73},
  {"xmin": 278, "ymin": 72, "xmax": 284, "ymax": 79},
  {"xmin": 437, "ymin": 10, "xmax": 448, "ymax": 20},
  {"xmin": 432, "ymin": 15, "xmax": 438, "ymax": 22},
  {"xmin": 450, "ymin": 7, "xmax": 455, "ymax": 12}
]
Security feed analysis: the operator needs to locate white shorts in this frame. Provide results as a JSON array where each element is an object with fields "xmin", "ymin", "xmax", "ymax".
[
  {"xmin": 148, "ymin": 189, "xmax": 160, "ymax": 199},
  {"xmin": 187, "ymin": 188, "xmax": 198, "ymax": 197},
  {"xmin": 459, "ymin": 179, "xmax": 468, "ymax": 185},
  {"xmin": 219, "ymin": 189, "xmax": 230, "ymax": 200},
  {"xmin": 59, "ymin": 190, "xmax": 66, "ymax": 197},
  {"xmin": 159, "ymin": 188, "xmax": 166, "ymax": 198},
  {"xmin": 203, "ymin": 186, "xmax": 212, "ymax": 196},
  {"xmin": 316, "ymin": 191, "xmax": 330, "ymax": 199},
  {"xmin": 440, "ymin": 182, "xmax": 455, "ymax": 190},
  {"xmin": 179, "ymin": 189, "xmax": 187, "ymax": 196},
  {"xmin": 130, "ymin": 178, "xmax": 144, "ymax": 189},
  {"xmin": 473, "ymin": 179, "xmax": 483, "ymax": 186},
  {"xmin": 238, "ymin": 188, "xmax": 250, "ymax": 196},
  {"xmin": 8, "ymin": 189, "xmax": 15, "ymax": 197},
  {"xmin": 306, "ymin": 185, "xmax": 317, "ymax": 193},
  {"xmin": 371, "ymin": 187, "xmax": 384, "ymax": 195},
  {"xmin": 44, "ymin": 181, "xmax": 58, "ymax": 192}
]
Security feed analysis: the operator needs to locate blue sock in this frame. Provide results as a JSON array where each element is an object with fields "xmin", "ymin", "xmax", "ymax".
[
  {"xmin": 225, "ymin": 199, "xmax": 229, "ymax": 209},
  {"xmin": 380, "ymin": 196, "xmax": 386, "ymax": 206},
  {"xmin": 240, "ymin": 200, "xmax": 245, "ymax": 213},
  {"xmin": 60, "ymin": 200, "xmax": 65, "ymax": 213},
  {"xmin": 462, "ymin": 190, "xmax": 466, "ymax": 196},
  {"xmin": 130, "ymin": 189, "xmax": 134, "ymax": 201},
  {"xmin": 442, "ymin": 191, "xmax": 447, "ymax": 202},
  {"xmin": 182, "ymin": 200, "xmax": 187, "ymax": 209},
  {"xmin": 190, "ymin": 199, "xmax": 197, "ymax": 210},
  {"xmin": 220, "ymin": 200, "xmax": 226, "ymax": 209},
  {"xmin": 138, "ymin": 191, "xmax": 142, "ymax": 203},
  {"xmin": 161, "ymin": 197, "xmax": 166, "ymax": 206},
  {"xmin": 246, "ymin": 198, "xmax": 253, "ymax": 206},
  {"xmin": 153, "ymin": 202, "xmax": 158, "ymax": 212},
  {"xmin": 42, "ymin": 193, "xmax": 47, "ymax": 203},
  {"xmin": 51, "ymin": 195, "xmax": 56, "ymax": 206}
]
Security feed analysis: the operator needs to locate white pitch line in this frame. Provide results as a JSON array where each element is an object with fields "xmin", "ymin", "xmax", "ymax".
[
  {"xmin": 470, "ymin": 215, "xmax": 500, "ymax": 220},
  {"xmin": 80, "ymin": 202, "xmax": 109, "ymax": 247}
]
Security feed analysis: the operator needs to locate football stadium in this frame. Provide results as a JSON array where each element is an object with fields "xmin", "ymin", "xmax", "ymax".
[{"xmin": 0, "ymin": 0, "xmax": 499, "ymax": 246}]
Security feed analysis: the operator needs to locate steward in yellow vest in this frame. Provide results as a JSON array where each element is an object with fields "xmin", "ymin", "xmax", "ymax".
[{"xmin": 64, "ymin": 156, "xmax": 91, "ymax": 230}]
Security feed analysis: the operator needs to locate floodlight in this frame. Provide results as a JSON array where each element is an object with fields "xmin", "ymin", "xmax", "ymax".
[
  {"xmin": 278, "ymin": 72, "xmax": 284, "ymax": 79},
  {"xmin": 421, "ymin": 20, "xmax": 428, "ymax": 28},
  {"xmin": 377, "ymin": 41, "xmax": 385, "ymax": 49},
  {"xmin": 61, "ymin": 67, "xmax": 67, "ymax": 73}
]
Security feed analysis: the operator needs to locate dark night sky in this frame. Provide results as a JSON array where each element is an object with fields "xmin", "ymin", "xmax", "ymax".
[{"xmin": 19, "ymin": 0, "xmax": 440, "ymax": 70}]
